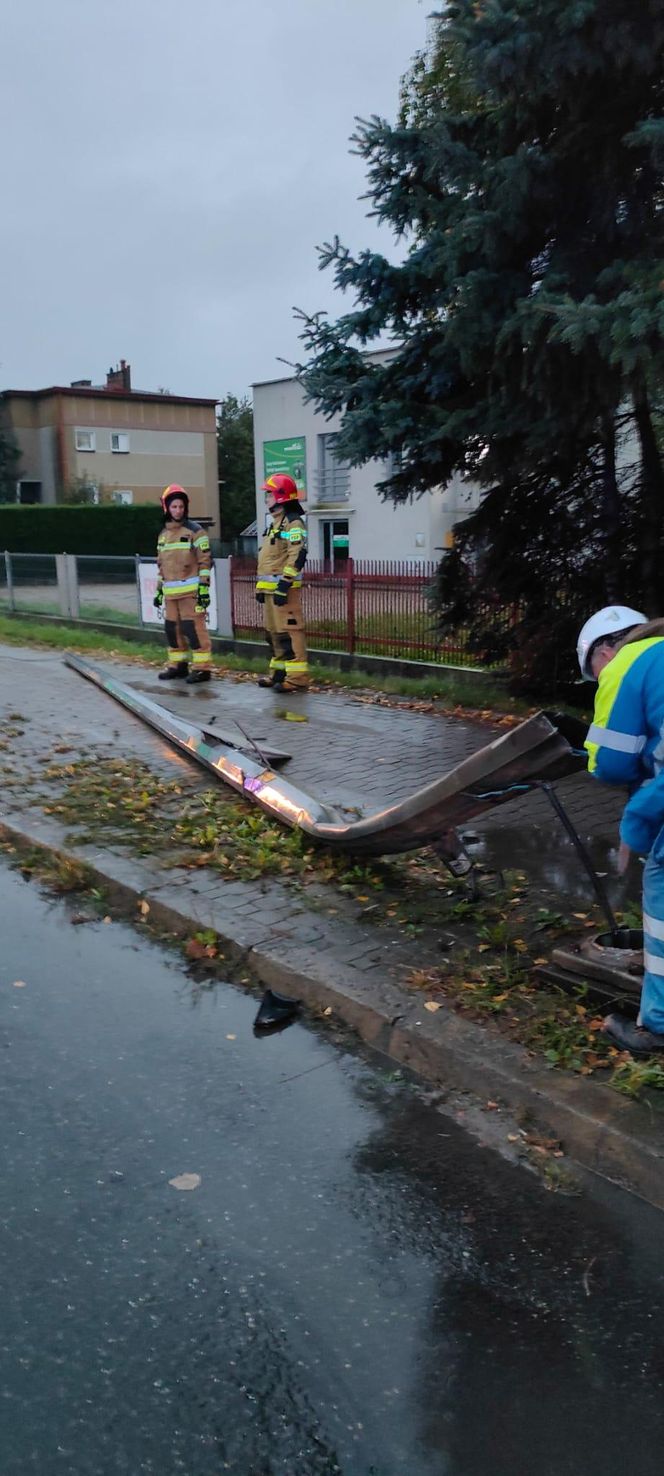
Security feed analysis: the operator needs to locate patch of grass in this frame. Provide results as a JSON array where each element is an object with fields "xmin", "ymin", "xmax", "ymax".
[
  {"xmin": 35, "ymin": 754, "xmax": 402, "ymax": 890},
  {"xmin": 14, "ymin": 844, "xmax": 97, "ymax": 895},
  {"xmin": 610, "ymin": 1058, "xmax": 664, "ymax": 1099}
]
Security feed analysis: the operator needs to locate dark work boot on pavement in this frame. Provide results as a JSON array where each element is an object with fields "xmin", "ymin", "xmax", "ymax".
[
  {"xmin": 258, "ymin": 674, "xmax": 285, "ymax": 689},
  {"xmin": 602, "ymin": 1013, "xmax": 664, "ymax": 1055},
  {"xmin": 158, "ymin": 663, "xmax": 188, "ymax": 680},
  {"xmin": 186, "ymin": 669, "xmax": 211, "ymax": 684}
]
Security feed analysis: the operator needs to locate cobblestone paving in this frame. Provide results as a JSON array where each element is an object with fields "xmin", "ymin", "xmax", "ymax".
[{"xmin": 0, "ymin": 645, "xmax": 632, "ymax": 986}]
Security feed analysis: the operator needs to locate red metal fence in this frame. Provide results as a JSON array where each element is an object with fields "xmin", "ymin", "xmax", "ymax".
[{"xmin": 230, "ymin": 556, "xmax": 502, "ymax": 667}]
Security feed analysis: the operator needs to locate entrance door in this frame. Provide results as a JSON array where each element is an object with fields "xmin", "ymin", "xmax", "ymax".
[{"xmin": 321, "ymin": 519, "xmax": 350, "ymax": 571}]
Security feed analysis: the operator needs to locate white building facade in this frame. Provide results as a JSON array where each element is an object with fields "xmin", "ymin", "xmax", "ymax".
[{"xmin": 252, "ymin": 358, "xmax": 480, "ymax": 568}]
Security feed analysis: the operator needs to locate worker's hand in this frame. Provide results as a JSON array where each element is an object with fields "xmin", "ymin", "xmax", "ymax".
[
  {"xmin": 196, "ymin": 584, "xmax": 211, "ymax": 610},
  {"xmin": 273, "ymin": 578, "xmax": 290, "ymax": 607},
  {"xmin": 255, "ymin": 591, "xmax": 265, "ymax": 604},
  {"xmin": 617, "ymin": 840, "xmax": 632, "ymax": 875},
  {"xmin": 153, "ymin": 587, "xmax": 164, "ymax": 609}
]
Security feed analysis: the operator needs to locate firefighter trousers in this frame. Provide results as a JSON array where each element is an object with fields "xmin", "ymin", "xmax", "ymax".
[
  {"xmin": 263, "ymin": 589, "xmax": 309, "ymax": 690},
  {"xmin": 164, "ymin": 595, "xmax": 212, "ymax": 670}
]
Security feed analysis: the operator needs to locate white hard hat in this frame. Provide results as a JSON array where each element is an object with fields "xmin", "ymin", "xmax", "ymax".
[{"xmin": 577, "ymin": 605, "xmax": 647, "ymax": 680}]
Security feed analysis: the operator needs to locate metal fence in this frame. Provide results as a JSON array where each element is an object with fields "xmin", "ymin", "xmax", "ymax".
[
  {"xmin": 75, "ymin": 555, "xmax": 138, "ymax": 625},
  {"xmin": 2, "ymin": 553, "xmax": 59, "ymax": 617},
  {"xmin": 230, "ymin": 556, "xmax": 502, "ymax": 667},
  {"xmin": 0, "ymin": 549, "xmax": 510, "ymax": 670}
]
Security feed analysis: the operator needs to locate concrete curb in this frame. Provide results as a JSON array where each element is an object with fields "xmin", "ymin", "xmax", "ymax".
[{"xmin": 2, "ymin": 811, "xmax": 663, "ymax": 1209}]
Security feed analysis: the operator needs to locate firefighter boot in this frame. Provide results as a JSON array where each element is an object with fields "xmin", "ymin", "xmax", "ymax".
[
  {"xmin": 186, "ymin": 669, "xmax": 211, "ymax": 684},
  {"xmin": 159, "ymin": 663, "xmax": 189, "ymax": 680}
]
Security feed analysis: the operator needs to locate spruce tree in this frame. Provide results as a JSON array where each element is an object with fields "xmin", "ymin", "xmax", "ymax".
[
  {"xmin": 298, "ymin": 0, "xmax": 664, "ymax": 691},
  {"xmin": 217, "ymin": 394, "xmax": 256, "ymax": 541}
]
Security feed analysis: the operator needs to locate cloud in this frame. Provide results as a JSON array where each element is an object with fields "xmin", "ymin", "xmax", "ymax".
[{"xmin": 0, "ymin": 0, "xmax": 426, "ymax": 396}]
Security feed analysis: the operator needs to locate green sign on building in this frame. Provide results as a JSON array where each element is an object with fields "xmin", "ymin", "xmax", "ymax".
[{"xmin": 263, "ymin": 437, "xmax": 307, "ymax": 499}]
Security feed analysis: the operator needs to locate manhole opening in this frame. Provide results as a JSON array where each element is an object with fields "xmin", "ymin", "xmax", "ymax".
[{"xmin": 595, "ymin": 927, "xmax": 643, "ymax": 951}]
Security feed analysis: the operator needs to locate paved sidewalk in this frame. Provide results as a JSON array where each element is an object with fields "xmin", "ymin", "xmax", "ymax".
[
  {"xmin": 0, "ymin": 642, "xmax": 626, "ymax": 894},
  {"xmin": 1, "ymin": 644, "xmax": 661, "ymax": 1205}
]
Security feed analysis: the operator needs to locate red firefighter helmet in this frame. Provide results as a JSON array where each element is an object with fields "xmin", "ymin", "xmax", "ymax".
[
  {"xmin": 261, "ymin": 473, "xmax": 299, "ymax": 504},
  {"xmin": 161, "ymin": 483, "xmax": 189, "ymax": 514}
]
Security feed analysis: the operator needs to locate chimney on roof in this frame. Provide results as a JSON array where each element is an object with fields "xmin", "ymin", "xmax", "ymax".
[{"xmin": 106, "ymin": 359, "xmax": 131, "ymax": 392}]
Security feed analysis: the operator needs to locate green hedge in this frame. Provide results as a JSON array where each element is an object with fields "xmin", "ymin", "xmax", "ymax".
[{"xmin": 0, "ymin": 504, "xmax": 162, "ymax": 555}]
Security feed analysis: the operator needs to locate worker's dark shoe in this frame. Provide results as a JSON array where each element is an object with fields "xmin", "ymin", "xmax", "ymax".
[
  {"xmin": 257, "ymin": 675, "xmax": 285, "ymax": 689},
  {"xmin": 158, "ymin": 663, "xmax": 188, "ymax": 680},
  {"xmin": 186, "ymin": 669, "xmax": 211, "ymax": 684},
  {"xmin": 602, "ymin": 1013, "xmax": 664, "ymax": 1055},
  {"xmin": 271, "ymin": 683, "xmax": 308, "ymax": 694}
]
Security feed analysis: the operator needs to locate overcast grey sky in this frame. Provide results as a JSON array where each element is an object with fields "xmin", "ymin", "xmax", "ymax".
[{"xmin": 1, "ymin": 0, "xmax": 426, "ymax": 400}]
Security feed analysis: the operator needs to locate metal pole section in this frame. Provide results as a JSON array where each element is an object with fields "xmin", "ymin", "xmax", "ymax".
[{"xmin": 539, "ymin": 782, "xmax": 620, "ymax": 938}]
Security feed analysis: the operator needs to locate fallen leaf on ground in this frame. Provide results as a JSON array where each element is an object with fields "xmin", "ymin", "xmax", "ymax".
[
  {"xmin": 185, "ymin": 937, "xmax": 217, "ymax": 961},
  {"xmin": 70, "ymin": 914, "xmax": 94, "ymax": 926},
  {"xmin": 226, "ymin": 1033, "xmax": 236, "ymax": 1041},
  {"xmin": 102, "ymin": 915, "xmax": 112, "ymax": 924},
  {"xmin": 168, "ymin": 1173, "xmax": 201, "ymax": 1191},
  {"xmin": 323, "ymin": 1007, "xmax": 332, "ymax": 1016},
  {"xmin": 424, "ymin": 1000, "xmax": 442, "ymax": 1012},
  {"xmin": 138, "ymin": 899, "xmax": 150, "ymax": 917},
  {"xmin": 12, "ymin": 980, "xmax": 27, "ymax": 988}
]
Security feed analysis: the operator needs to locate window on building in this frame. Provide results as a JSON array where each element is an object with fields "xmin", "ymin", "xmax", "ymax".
[
  {"xmin": 314, "ymin": 434, "xmax": 351, "ymax": 503},
  {"xmin": 110, "ymin": 432, "xmax": 130, "ymax": 454},
  {"xmin": 75, "ymin": 429, "xmax": 96, "ymax": 452},
  {"xmin": 111, "ymin": 490, "xmax": 133, "ymax": 505},
  {"xmin": 17, "ymin": 480, "xmax": 42, "ymax": 504}
]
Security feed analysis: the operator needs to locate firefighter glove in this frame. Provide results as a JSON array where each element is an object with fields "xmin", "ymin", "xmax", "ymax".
[
  {"xmin": 153, "ymin": 586, "xmax": 164, "ymax": 609},
  {"xmin": 273, "ymin": 578, "xmax": 290, "ymax": 608},
  {"xmin": 255, "ymin": 591, "xmax": 265, "ymax": 604},
  {"xmin": 196, "ymin": 584, "xmax": 211, "ymax": 611}
]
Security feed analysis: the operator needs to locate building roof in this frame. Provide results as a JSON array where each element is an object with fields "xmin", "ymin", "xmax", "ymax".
[
  {"xmin": 1, "ymin": 386, "xmax": 218, "ymax": 408},
  {"xmin": 251, "ymin": 346, "xmax": 397, "ymax": 390}
]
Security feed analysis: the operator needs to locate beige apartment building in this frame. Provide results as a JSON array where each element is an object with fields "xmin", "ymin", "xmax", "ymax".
[{"xmin": 0, "ymin": 362, "xmax": 220, "ymax": 532}]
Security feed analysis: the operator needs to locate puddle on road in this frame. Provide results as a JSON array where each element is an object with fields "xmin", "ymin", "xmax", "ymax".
[{"xmin": 467, "ymin": 818, "xmax": 640, "ymax": 912}]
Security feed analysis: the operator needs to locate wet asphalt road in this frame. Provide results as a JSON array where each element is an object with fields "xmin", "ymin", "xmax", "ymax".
[{"xmin": 2, "ymin": 861, "xmax": 664, "ymax": 1476}]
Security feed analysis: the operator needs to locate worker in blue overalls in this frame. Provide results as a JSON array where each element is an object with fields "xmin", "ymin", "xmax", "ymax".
[{"xmin": 578, "ymin": 604, "xmax": 664, "ymax": 1053}]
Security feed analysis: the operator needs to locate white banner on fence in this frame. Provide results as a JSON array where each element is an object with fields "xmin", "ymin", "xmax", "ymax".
[{"xmin": 138, "ymin": 561, "xmax": 218, "ymax": 631}]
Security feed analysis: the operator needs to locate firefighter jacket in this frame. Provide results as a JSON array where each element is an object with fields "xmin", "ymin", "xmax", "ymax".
[
  {"xmin": 584, "ymin": 628, "xmax": 664, "ymax": 856},
  {"xmin": 256, "ymin": 507, "xmax": 307, "ymax": 597},
  {"xmin": 157, "ymin": 519, "xmax": 212, "ymax": 599}
]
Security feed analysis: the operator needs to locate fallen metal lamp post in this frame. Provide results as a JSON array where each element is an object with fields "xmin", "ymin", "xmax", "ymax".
[{"xmin": 65, "ymin": 654, "xmax": 587, "ymax": 858}]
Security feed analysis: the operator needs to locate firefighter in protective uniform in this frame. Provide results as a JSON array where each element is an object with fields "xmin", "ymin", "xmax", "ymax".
[
  {"xmin": 154, "ymin": 484, "xmax": 213, "ymax": 683},
  {"xmin": 256, "ymin": 474, "xmax": 309, "ymax": 692}
]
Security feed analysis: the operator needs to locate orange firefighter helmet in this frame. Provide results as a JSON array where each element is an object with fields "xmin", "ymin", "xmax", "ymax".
[
  {"xmin": 261, "ymin": 473, "xmax": 299, "ymax": 504},
  {"xmin": 161, "ymin": 483, "xmax": 189, "ymax": 514}
]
